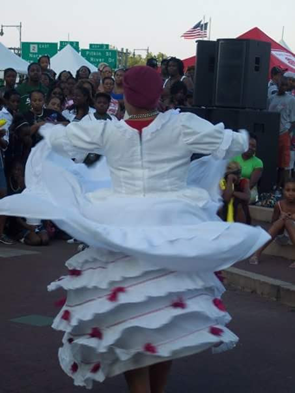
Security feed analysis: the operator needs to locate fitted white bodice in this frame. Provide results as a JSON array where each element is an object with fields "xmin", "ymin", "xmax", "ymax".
[{"xmin": 44, "ymin": 110, "xmax": 248, "ymax": 196}]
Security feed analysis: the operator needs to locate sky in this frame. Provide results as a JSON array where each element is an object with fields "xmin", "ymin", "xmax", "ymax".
[{"xmin": 0, "ymin": 0, "xmax": 294, "ymax": 59}]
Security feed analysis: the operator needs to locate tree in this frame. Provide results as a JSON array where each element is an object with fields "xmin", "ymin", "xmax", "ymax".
[
  {"xmin": 127, "ymin": 52, "xmax": 168, "ymax": 68},
  {"xmin": 127, "ymin": 54, "xmax": 146, "ymax": 68}
]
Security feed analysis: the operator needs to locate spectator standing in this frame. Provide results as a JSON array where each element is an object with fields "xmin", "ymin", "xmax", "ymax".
[
  {"xmin": 89, "ymin": 72, "xmax": 100, "ymax": 92},
  {"xmin": 24, "ymin": 91, "xmax": 68, "ymax": 146},
  {"xmin": 17, "ymin": 63, "xmax": 48, "ymax": 113},
  {"xmin": 47, "ymin": 97, "xmax": 63, "ymax": 113},
  {"xmin": 62, "ymin": 86, "xmax": 95, "ymax": 122},
  {"xmin": 0, "ymin": 120, "xmax": 13, "ymax": 244},
  {"xmin": 102, "ymin": 77, "xmax": 120, "ymax": 117},
  {"xmin": 0, "ymin": 90, "xmax": 21, "ymax": 173},
  {"xmin": 290, "ymin": 130, "xmax": 295, "ymax": 177},
  {"xmin": 41, "ymin": 73, "xmax": 53, "ymax": 89},
  {"xmin": 232, "ymin": 134, "xmax": 263, "ymax": 203},
  {"xmin": 0, "ymin": 90, "xmax": 20, "ymax": 131},
  {"xmin": 112, "ymin": 68, "xmax": 125, "ymax": 103},
  {"xmin": 186, "ymin": 65, "xmax": 195, "ymax": 82},
  {"xmin": 7, "ymin": 115, "xmax": 32, "ymax": 167},
  {"xmin": 64, "ymin": 76, "xmax": 76, "ymax": 109},
  {"xmin": 284, "ymin": 71, "xmax": 295, "ymax": 95},
  {"xmin": 163, "ymin": 57, "xmax": 194, "ymax": 102},
  {"xmin": 75, "ymin": 66, "xmax": 91, "ymax": 81},
  {"xmin": 269, "ymin": 77, "xmax": 295, "ymax": 188},
  {"xmin": 47, "ymin": 84, "xmax": 66, "ymax": 109},
  {"xmin": 168, "ymin": 81, "xmax": 188, "ymax": 109},
  {"xmin": 146, "ymin": 58, "xmax": 158, "ymax": 70},
  {"xmin": 101, "ymin": 65, "xmax": 112, "ymax": 79},
  {"xmin": 268, "ymin": 66, "xmax": 284, "ymax": 99},
  {"xmin": 57, "ymin": 71, "xmax": 73, "ymax": 83},
  {"xmin": 89, "ymin": 92, "xmax": 113, "ymax": 121},
  {"xmin": 0, "ymin": 68, "xmax": 17, "ymax": 99},
  {"xmin": 160, "ymin": 58, "xmax": 169, "ymax": 82}
]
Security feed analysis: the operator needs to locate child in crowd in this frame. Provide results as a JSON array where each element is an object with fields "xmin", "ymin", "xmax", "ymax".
[
  {"xmin": 41, "ymin": 73, "xmax": 53, "ymax": 89},
  {"xmin": 219, "ymin": 162, "xmax": 251, "ymax": 224},
  {"xmin": 24, "ymin": 90, "xmax": 68, "ymax": 146},
  {"xmin": 249, "ymin": 178, "xmax": 295, "ymax": 267},
  {"xmin": 168, "ymin": 81, "xmax": 188, "ymax": 109},
  {"xmin": 7, "ymin": 159, "xmax": 49, "ymax": 246},
  {"xmin": 62, "ymin": 86, "xmax": 95, "ymax": 122},
  {"xmin": 0, "ymin": 68, "xmax": 17, "ymax": 98},
  {"xmin": 47, "ymin": 96, "xmax": 63, "ymax": 113},
  {"xmin": 47, "ymin": 84, "xmax": 65, "ymax": 107},
  {"xmin": 0, "ymin": 90, "xmax": 20, "ymax": 130},
  {"xmin": 92, "ymin": 92, "xmax": 112, "ymax": 120},
  {"xmin": 7, "ymin": 115, "xmax": 32, "ymax": 167},
  {"xmin": 82, "ymin": 92, "xmax": 114, "ymax": 166},
  {"xmin": 38, "ymin": 55, "xmax": 55, "ymax": 79}
]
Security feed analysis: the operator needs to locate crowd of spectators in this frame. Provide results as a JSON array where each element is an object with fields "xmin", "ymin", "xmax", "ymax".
[
  {"xmin": 0, "ymin": 56, "xmax": 294, "ymax": 253},
  {"xmin": 0, "ymin": 55, "xmax": 196, "ymax": 246}
]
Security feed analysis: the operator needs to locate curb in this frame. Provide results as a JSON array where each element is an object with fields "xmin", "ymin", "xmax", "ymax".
[{"xmin": 223, "ymin": 267, "xmax": 295, "ymax": 307}]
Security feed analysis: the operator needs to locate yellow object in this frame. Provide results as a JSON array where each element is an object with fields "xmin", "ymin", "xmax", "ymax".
[
  {"xmin": 220, "ymin": 178, "xmax": 234, "ymax": 222},
  {"xmin": 0, "ymin": 119, "xmax": 7, "ymax": 129}
]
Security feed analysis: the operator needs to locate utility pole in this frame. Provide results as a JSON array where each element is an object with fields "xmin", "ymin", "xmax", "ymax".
[{"xmin": 0, "ymin": 22, "xmax": 22, "ymax": 56}]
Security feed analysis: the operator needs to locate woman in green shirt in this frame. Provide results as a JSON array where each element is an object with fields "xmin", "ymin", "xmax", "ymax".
[{"xmin": 232, "ymin": 134, "xmax": 263, "ymax": 203}]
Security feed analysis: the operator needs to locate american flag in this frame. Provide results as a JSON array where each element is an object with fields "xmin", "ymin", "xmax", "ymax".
[{"xmin": 181, "ymin": 21, "xmax": 208, "ymax": 39}]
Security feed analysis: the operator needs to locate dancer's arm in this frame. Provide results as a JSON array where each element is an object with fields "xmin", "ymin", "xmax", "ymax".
[
  {"xmin": 180, "ymin": 112, "xmax": 248, "ymax": 159},
  {"xmin": 39, "ymin": 120, "xmax": 112, "ymax": 158}
]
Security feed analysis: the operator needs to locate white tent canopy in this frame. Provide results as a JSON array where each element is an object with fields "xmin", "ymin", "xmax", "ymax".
[
  {"xmin": 0, "ymin": 42, "xmax": 29, "ymax": 74},
  {"xmin": 50, "ymin": 45, "xmax": 96, "ymax": 76}
]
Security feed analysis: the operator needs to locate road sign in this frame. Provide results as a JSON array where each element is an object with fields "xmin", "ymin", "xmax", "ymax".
[
  {"xmin": 81, "ymin": 49, "xmax": 117, "ymax": 68},
  {"xmin": 60, "ymin": 41, "xmax": 80, "ymax": 51},
  {"xmin": 21, "ymin": 42, "xmax": 58, "ymax": 62},
  {"xmin": 89, "ymin": 43, "xmax": 110, "ymax": 50}
]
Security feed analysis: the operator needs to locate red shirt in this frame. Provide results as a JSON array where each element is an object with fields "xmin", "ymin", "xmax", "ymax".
[{"xmin": 125, "ymin": 119, "xmax": 154, "ymax": 134}]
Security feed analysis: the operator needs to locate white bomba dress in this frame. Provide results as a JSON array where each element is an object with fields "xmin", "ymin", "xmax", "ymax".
[{"xmin": 0, "ymin": 110, "xmax": 270, "ymax": 388}]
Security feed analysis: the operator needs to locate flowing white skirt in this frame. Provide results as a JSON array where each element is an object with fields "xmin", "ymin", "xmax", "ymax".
[{"xmin": 0, "ymin": 142, "xmax": 270, "ymax": 388}]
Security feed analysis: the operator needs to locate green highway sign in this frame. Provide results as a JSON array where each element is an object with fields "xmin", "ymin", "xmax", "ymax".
[
  {"xmin": 89, "ymin": 43, "xmax": 110, "ymax": 50},
  {"xmin": 21, "ymin": 42, "xmax": 58, "ymax": 62},
  {"xmin": 81, "ymin": 49, "xmax": 117, "ymax": 68},
  {"xmin": 60, "ymin": 41, "xmax": 80, "ymax": 51}
]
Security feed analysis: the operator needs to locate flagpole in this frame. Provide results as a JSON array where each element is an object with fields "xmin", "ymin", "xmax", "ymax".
[
  {"xmin": 202, "ymin": 15, "xmax": 206, "ymax": 40},
  {"xmin": 281, "ymin": 26, "xmax": 285, "ymax": 40},
  {"xmin": 208, "ymin": 17, "xmax": 212, "ymax": 40}
]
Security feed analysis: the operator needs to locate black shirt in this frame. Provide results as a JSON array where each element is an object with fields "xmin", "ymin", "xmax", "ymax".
[{"xmin": 24, "ymin": 109, "xmax": 68, "ymax": 146}]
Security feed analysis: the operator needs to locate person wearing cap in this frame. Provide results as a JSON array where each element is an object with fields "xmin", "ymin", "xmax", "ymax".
[
  {"xmin": 268, "ymin": 66, "xmax": 285, "ymax": 99},
  {"xmin": 0, "ymin": 66, "xmax": 270, "ymax": 392}
]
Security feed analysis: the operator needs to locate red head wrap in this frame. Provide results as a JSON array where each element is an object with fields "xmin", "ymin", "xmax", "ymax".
[{"xmin": 123, "ymin": 66, "xmax": 163, "ymax": 110}]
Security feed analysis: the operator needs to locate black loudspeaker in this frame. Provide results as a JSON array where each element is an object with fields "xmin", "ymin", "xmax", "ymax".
[
  {"xmin": 193, "ymin": 41, "xmax": 217, "ymax": 107},
  {"xmin": 214, "ymin": 39, "xmax": 271, "ymax": 109},
  {"xmin": 180, "ymin": 107, "xmax": 280, "ymax": 193}
]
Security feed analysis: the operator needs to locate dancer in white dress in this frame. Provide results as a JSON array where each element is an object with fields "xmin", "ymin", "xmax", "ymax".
[{"xmin": 0, "ymin": 66, "xmax": 270, "ymax": 392}]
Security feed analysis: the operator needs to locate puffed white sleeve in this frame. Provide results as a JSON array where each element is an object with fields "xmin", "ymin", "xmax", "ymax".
[
  {"xmin": 180, "ymin": 112, "xmax": 248, "ymax": 159},
  {"xmin": 39, "ymin": 119, "xmax": 110, "ymax": 161}
]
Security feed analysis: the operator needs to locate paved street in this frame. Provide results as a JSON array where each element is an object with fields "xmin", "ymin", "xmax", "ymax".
[{"xmin": 1, "ymin": 241, "xmax": 295, "ymax": 393}]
